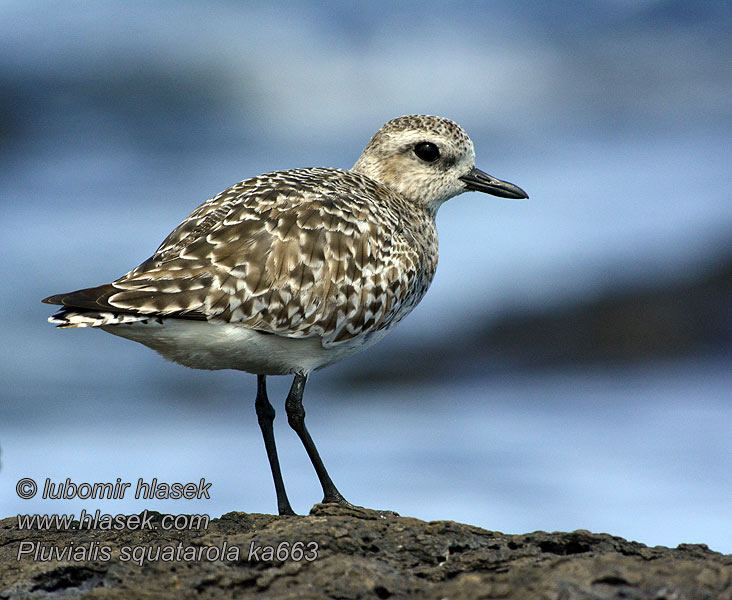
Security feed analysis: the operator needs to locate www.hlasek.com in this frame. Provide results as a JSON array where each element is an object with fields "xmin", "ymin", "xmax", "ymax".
[{"xmin": 17, "ymin": 509, "xmax": 209, "ymax": 532}]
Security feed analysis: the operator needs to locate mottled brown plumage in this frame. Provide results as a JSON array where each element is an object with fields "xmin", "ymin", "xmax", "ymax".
[
  {"xmin": 119, "ymin": 168, "xmax": 437, "ymax": 344},
  {"xmin": 42, "ymin": 115, "xmax": 527, "ymax": 514},
  {"xmin": 44, "ymin": 116, "xmax": 526, "ymax": 356}
]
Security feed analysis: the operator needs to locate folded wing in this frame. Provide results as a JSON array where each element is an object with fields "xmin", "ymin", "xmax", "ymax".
[{"xmin": 44, "ymin": 169, "xmax": 431, "ymax": 346}]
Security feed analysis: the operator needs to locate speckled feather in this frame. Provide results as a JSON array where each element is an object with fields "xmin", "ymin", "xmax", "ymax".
[
  {"xmin": 105, "ymin": 168, "xmax": 437, "ymax": 345},
  {"xmin": 44, "ymin": 115, "xmax": 524, "ymax": 363}
]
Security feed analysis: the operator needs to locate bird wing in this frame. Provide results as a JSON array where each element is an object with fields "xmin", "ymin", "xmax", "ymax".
[{"xmin": 47, "ymin": 168, "xmax": 434, "ymax": 346}]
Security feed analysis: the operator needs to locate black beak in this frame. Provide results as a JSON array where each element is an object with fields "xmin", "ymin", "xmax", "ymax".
[{"xmin": 459, "ymin": 167, "xmax": 528, "ymax": 199}]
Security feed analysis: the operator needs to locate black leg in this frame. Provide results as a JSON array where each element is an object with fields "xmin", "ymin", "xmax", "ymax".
[
  {"xmin": 285, "ymin": 373, "xmax": 352, "ymax": 506},
  {"xmin": 255, "ymin": 374, "xmax": 295, "ymax": 516}
]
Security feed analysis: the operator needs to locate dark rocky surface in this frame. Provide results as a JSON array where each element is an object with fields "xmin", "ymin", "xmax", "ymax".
[{"xmin": 2, "ymin": 504, "xmax": 730, "ymax": 599}]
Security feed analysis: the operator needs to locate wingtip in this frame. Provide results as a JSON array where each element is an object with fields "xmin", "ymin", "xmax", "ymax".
[
  {"xmin": 42, "ymin": 294, "xmax": 64, "ymax": 305},
  {"xmin": 41, "ymin": 284, "xmax": 118, "ymax": 309}
]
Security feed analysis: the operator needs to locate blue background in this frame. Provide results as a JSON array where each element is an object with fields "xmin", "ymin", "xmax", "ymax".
[{"xmin": 1, "ymin": 2, "xmax": 731, "ymax": 552}]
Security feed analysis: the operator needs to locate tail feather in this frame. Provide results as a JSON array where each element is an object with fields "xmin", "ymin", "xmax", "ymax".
[
  {"xmin": 44, "ymin": 283, "xmax": 150, "ymax": 328},
  {"xmin": 48, "ymin": 308, "xmax": 149, "ymax": 329},
  {"xmin": 43, "ymin": 283, "xmax": 207, "ymax": 326}
]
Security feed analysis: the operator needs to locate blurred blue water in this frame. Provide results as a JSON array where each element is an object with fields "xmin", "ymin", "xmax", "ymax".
[
  {"xmin": 1, "ymin": 1, "xmax": 731, "ymax": 553},
  {"xmin": 2, "ymin": 353, "xmax": 730, "ymax": 551}
]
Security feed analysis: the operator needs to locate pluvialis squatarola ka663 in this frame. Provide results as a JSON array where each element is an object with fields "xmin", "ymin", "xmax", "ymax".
[{"xmin": 43, "ymin": 115, "xmax": 528, "ymax": 515}]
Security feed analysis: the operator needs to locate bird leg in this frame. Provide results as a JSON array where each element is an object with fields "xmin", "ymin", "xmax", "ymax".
[
  {"xmin": 255, "ymin": 374, "xmax": 295, "ymax": 516},
  {"xmin": 285, "ymin": 373, "xmax": 352, "ymax": 507}
]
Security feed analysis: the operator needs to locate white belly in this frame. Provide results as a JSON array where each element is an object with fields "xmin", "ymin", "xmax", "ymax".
[{"xmin": 102, "ymin": 318, "xmax": 389, "ymax": 375}]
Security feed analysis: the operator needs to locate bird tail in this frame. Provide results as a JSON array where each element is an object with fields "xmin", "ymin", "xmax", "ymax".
[
  {"xmin": 43, "ymin": 284, "xmax": 151, "ymax": 328},
  {"xmin": 48, "ymin": 308, "xmax": 148, "ymax": 329}
]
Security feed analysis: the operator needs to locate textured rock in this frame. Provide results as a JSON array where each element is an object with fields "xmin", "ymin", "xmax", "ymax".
[{"xmin": 2, "ymin": 505, "xmax": 730, "ymax": 599}]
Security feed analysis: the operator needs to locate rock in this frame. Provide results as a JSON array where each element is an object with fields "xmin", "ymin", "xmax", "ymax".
[{"xmin": 1, "ymin": 505, "xmax": 730, "ymax": 599}]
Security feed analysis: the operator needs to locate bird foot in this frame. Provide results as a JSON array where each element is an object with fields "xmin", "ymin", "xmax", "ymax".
[{"xmin": 309, "ymin": 502, "xmax": 399, "ymax": 520}]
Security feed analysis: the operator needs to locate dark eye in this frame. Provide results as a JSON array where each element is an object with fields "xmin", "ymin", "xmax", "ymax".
[{"xmin": 413, "ymin": 142, "xmax": 440, "ymax": 162}]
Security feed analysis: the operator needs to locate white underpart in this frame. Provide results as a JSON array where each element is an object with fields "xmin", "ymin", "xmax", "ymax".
[{"xmin": 102, "ymin": 319, "xmax": 390, "ymax": 375}]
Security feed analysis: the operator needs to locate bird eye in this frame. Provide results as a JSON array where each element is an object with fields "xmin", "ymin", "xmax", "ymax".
[{"xmin": 413, "ymin": 142, "xmax": 440, "ymax": 162}]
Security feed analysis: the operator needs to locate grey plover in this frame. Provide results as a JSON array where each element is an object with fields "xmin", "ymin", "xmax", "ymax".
[{"xmin": 43, "ymin": 115, "xmax": 528, "ymax": 515}]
